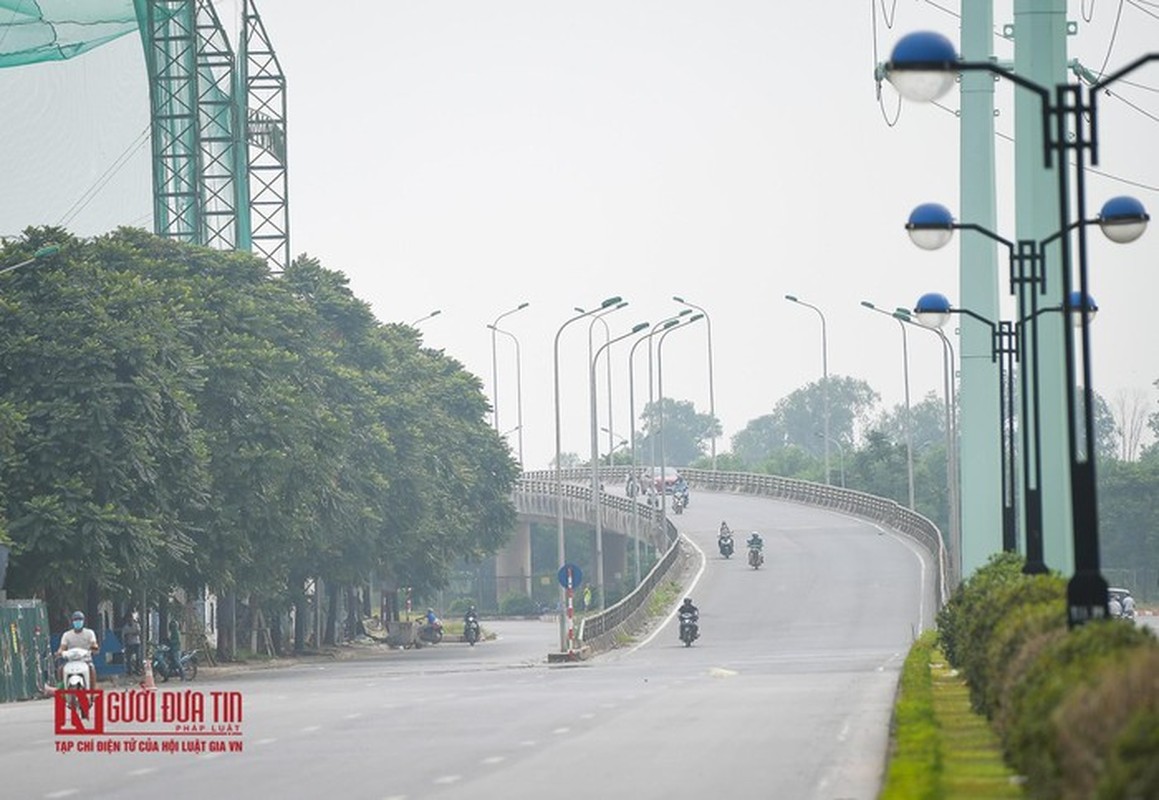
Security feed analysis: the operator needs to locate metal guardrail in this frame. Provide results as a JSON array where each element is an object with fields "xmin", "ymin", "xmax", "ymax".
[{"xmin": 519, "ymin": 468, "xmax": 949, "ymax": 649}]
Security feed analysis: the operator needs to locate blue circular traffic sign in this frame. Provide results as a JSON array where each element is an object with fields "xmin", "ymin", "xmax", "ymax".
[{"xmin": 558, "ymin": 563, "xmax": 582, "ymax": 589}]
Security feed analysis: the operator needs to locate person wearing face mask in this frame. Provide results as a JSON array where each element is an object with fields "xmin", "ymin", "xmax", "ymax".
[{"xmin": 57, "ymin": 610, "xmax": 100, "ymax": 688}]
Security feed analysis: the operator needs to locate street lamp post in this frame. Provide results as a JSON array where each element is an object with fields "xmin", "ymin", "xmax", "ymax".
[
  {"xmin": 629, "ymin": 320, "xmax": 675, "ymax": 585},
  {"xmin": 673, "ymin": 296, "xmax": 717, "ymax": 471},
  {"xmin": 861, "ymin": 301, "xmax": 916, "ymax": 510},
  {"xmin": 895, "ymin": 308, "xmax": 961, "ymax": 586},
  {"xmin": 785, "ymin": 294, "xmax": 831, "ymax": 485},
  {"xmin": 554, "ymin": 296, "xmax": 622, "ymax": 652},
  {"xmin": 815, "ymin": 432, "xmax": 846, "ymax": 488},
  {"xmin": 646, "ymin": 309, "xmax": 693, "ymax": 487},
  {"xmin": 657, "ymin": 314, "xmax": 704, "ymax": 533},
  {"xmin": 410, "ymin": 309, "xmax": 441, "ymax": 326},
  {"xmin": 914, "ymin": 293, "xmax": 1018, "ymax": 554},
  {"xmin": 0, "ymin": 244, "xmax": 60, "ymax": 275},
  {"xmin": 886, "ymin": 31, "xmax": 1157, "ymax": 624},
  {"xmin": 488, "ymin": 323, "xmax": 526, "ymax": 466},
  {"xmin": 590, "ymin": 322, "xmax": 650, "ymax": 610},
  {"xmin": 490, "ymin": 302, "xmax": 529, "ymax": 434},
  {"xmin": 583, "ymin": 305, "xmax": 626, "ymax": 477},
  {"xmin": 906, "ymin": 198, "xmax": 1148, "ymax": 577}
]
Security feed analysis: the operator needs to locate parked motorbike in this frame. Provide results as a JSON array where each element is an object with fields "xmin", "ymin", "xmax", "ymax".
[
  {"xmin": 718, "ymin": 533, "xmax": 734, "ymax": 559},
  {"xmin": 678, "ymin": 610, "xmax": 699, "ymax": 647},
  {"xmin": 748, "ymin": 545, "xmax": 765, "ymax": 570},
  {"xmin": 151, "ymin": 645, "xmax": 199, "ymax": 682},
  {"xmin": 463, "ymin": 615, "xmax": 481, "ymax": 646},
  {"xmin": 416, "ymin": 620, "xmax": 444, "ymax": 646}
]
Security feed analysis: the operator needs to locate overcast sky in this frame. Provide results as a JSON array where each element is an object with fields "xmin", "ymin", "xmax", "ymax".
[{"xmin": 1, "ymin": 1, "xmax": 1156, "ymax": 469}]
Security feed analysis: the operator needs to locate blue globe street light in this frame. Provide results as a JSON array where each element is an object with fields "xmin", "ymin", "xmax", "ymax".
[
  {"xmin": 889, "ymin": 30, "xmax": 1158, "ymax": 626},
  {"xmin": 905, "ymin": 199, "xmax": 1145, "ymax": 578}
]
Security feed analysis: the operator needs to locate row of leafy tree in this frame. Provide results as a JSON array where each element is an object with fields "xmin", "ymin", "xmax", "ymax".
[{"xmin": 0, "ymin": 228, "xmax": 520, "ymax": 653}]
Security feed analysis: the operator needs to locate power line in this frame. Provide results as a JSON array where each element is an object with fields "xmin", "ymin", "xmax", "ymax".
[{"xmin": 57, "ymin": 125, "xmax": 151, "ymax": 229}]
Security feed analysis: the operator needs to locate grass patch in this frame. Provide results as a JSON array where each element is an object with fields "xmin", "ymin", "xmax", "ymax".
[
  {"xmin": 647, "ymin": 580, "xmax": 683, "ymax": 617},
  {"xmin": 881, "ymin": 631, "xmax": 1025, "ymax": 800}
]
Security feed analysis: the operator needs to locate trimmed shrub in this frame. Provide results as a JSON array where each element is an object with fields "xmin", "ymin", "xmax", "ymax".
[
  {"xmin": 1096, "ymin": 709, "xmax": 1159, "ymax": 800},
  {"xmin": 978, "ymin": 581, "xmax": 1067, "ymax": 718},
  {"xmin": 1000, "ymin": 621, "xmax": 1155, "ymax": 799},
  {"xmin": 1054, "ymin": 643, "xmax": 1159, "ymax": 800},
  {"xmin": 937, "ymin": 551, "xmax": 1025, "ymax": 671}
]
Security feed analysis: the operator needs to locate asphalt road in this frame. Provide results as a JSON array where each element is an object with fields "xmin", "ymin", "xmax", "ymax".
[{"xmin": 0, "ymin": 490, "xmax": 935, "ymax": 800}]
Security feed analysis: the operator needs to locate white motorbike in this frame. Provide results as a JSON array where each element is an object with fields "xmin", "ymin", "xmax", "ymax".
[{"xmin": 59, "ymin": 647, "xmax": 94, "ymax": 718}]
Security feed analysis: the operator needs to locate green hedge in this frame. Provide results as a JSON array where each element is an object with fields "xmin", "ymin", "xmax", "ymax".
[{"xmin": 937, "ymin": 554, "xmax": 1159, "ymax": 800}]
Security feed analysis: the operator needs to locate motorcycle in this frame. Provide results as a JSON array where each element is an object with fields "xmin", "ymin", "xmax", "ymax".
[
  {"xmin": 463, "ymin": 615, "xmax": 481, "ymax": 646},
  {"xmin": 672, "ymin": 490, "xmax": 688, "ymax": 515},
  {"xmin": 678, "ymin": 610, "xmax": 699, "ymax": 647},
  {"xmin": 151, "ymin": 645, "xmax": 199, "ymax": 682},
  {"xmin": 718, "ymin": 533, "xmax": 734, "ymax": 559},
  {"xmin": 59, "ymin": 647, "xmax": 94, "ymax": 717},
  {"xmin": 748, "ymin": 545, "xmax": 765, "ymax": 570},
  {"xmin": 416, "ymin": 619, "xmax": 444, "ymax": 646}
]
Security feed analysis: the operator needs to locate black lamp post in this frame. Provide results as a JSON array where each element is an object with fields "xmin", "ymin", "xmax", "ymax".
[
  {"xmin": 906, "ymin": 199, "xmax": 1147, "ymax": 581},
  {"xmin": 912, "ymin": 293, "xmax": 1018, "ymax": 556},
  {"xmin": 887, "ymin": 33, "xmax": 1155, "ymax": 626}
]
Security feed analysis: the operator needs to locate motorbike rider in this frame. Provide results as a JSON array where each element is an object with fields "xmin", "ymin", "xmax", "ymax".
[
  {"xmin": 57, "ymin": 610, "xmax": 100, "ymax": 689},
  {"xmin": 463, "ymin": 604, "xmax": 479, "ymax": 626},
  {"xmin": 747, "ymin": 531, "xmax": 764, "ymax": 550},
  {"xmin": 677, "ymin": 597, "xmax": 699, "ymax": 639},
  {"xmin": 719, "ymin": 521, "xmax": 732, "ymax": 539}
]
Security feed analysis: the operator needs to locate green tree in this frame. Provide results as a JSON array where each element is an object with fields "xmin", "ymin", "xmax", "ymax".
[{"xmin": 636, "ymin": 399, "xmax": 721, "ymax": 466}]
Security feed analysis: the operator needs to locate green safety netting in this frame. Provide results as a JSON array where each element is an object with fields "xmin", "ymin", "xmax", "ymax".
[{"xmin": 0, "ymin": 0, "xmax": 138, "ymax": 68}]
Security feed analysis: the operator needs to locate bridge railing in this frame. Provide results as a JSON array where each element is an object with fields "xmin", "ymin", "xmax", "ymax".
[{"xmin": 519, "ymin": 467, "xmax": 949, "ymax": 635}]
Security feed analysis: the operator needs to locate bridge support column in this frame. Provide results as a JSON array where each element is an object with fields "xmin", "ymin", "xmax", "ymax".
[
  {"xmin": 495, "ymin": 520, "xmax": 532, "ymax": 603},
  {"xmin": 605, "ymin": 533, "xmax": 627, "ymax": 601}
]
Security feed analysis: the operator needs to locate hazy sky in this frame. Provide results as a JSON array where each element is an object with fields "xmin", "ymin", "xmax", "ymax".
[{"xmin": 1, "ymin": 1, "xmax": 1156, "ymax": 470}]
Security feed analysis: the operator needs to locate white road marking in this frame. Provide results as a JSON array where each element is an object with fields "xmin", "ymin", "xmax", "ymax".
[
  {"xmin": 708, "ymin": 667, "xmax": 738, "ymax": 678},
  {"xmin": 345, "ymin": 712, "xmax": 363, "ymax": 720},
  {"xmin": 480, "ymin": 755, "xmax": 505, "ymax": 765},
  {"xmin": 45, "ymin": 791, "xmax": 78, "ymax": 799},
  {"xmin": 552, "ymin": 727, "xmax": 570, "ymax": 735},
  {"xmin": 300, "ymin": 725, "xmax": 320, "ymax": 733},
  {"xmin": 127, "ymin": 768, "xmax": 157, "ymax": 776},
  {"xmin": 433, "ymin": 775, "xmax": 461, "ymax": 785},
  {"xmin": 254, "ymin": 737, "xmax": 277, "ymax": 746},
  {"xmin": 579, "ymin": 712, "xmax": 595, "ymax": 720},
  {"xmin": 519, "ymin": 740, "xmax": 537, "ymax": 747},
  {"xmin": 630, "ymin": 534, "xmax": 707, "ymax": 652}
]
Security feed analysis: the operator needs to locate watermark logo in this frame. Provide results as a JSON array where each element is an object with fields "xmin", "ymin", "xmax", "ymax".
[
  {"xmin": 55, "ymin": 689, "xmax": 105, "ymax": 735},
  {"xmin": 52, "ymin": 689, "xmax": 244, "ymax": 755}
]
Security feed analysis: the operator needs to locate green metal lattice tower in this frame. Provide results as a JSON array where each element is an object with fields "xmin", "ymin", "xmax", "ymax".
[{"xmin": 135, "ymin": 0, "xmax": 289, "ymax": 271}]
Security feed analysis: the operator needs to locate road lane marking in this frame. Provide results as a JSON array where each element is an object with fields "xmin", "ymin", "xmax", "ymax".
[
  {"xmin": 631, "ymin": 533, "xmax": 707, "ymax": 653},
  {"xmin": 254, "ymin": 738, "xmax": 277, "ymax": 746},
  {"xmin": 433, "ymin": 775, "xmax": 461, "ymax": 785},
  {"xmin": 45, "ymin": 791, "xmax": 78, "ymax": 799},
  {"xmin": 708, "ymin": 667, "xmax": 738, "ymax": 678},
  {"xmin": 481, "ymin": 756, "xmax": 505, "ymax": 765},
  {"xmin": 345, "ymin": 712, "xmax": 363, "ymax": 720},
  {"xmin": 301, "ymin": 725, "xmax": 321, "ymax": 733},
  {"xmin": 128, "ymin": 768, "xmax": 158, "ymax": 776},
  {"xmin": 580, "ymin": 712, "xmax": 595, "ymax": 720},
  {"xmin": 552, "ymin": 727, "xmax": 570, "ymax": 735}
]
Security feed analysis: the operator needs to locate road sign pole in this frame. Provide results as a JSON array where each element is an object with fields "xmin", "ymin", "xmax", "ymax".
[{"xmin": 566, "ymin": 568, "xmax": 575, "ymax": 654}]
